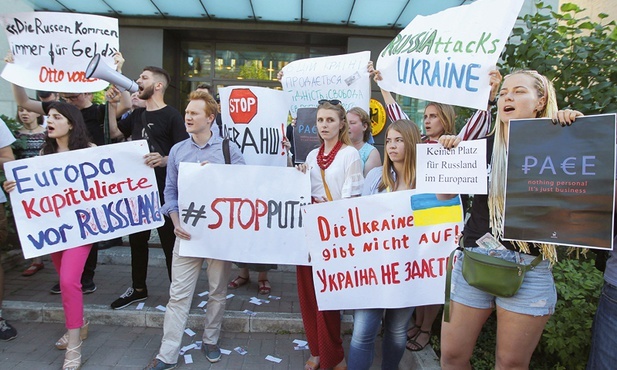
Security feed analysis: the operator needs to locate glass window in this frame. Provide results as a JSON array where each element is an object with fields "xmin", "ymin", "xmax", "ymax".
[
  {"xmin": 214, "ymin": 43, "xmax": 305, "ymax": 81},
  {"xmin": 182, "ymin": 42, "xmax": 214, "ymax": 79}
]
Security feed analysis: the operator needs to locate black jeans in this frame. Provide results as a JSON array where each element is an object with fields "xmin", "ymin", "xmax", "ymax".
[
  {"xmin": 128, "ymin": 215, "xmax": 175, "ymax": 290},
  {"xmin": 81, "ymin": 243, "xmax": 97, "ymax": 283}
]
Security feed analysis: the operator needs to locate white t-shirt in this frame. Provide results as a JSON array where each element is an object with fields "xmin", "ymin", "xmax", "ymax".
[
  {"xmin": 0, "ymin": 118, "xmax": 16, "ymax": 203},
  {"xmin": 305, "ymin": 145, "xmax": 363, "ymax": 200}
]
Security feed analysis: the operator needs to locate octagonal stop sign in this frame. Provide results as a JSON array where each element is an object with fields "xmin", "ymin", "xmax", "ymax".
[{"xmin": 229, "ymin": 88, "xmax": 258, "ymax": 124}]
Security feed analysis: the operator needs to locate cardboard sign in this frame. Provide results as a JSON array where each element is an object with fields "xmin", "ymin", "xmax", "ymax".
[
  {"xmin": 280, "ymin": 51, "xmax": 371, "ymax": 116},
  {"xmin": 376, "ymin": 0, "xmax": 524, "ymax": 110},
  {"xmin": 220, "ymin": 86, "xmax": 291, "ymax": 166},
  {"xmin": 5, "ymin": 140, "xmax": 163, "ymax": 258},
  {"xmin": 1, "ymin": 12, "xmax": 119, "ymax": 92},
  {"xmin": 303, "ymin": 190, "xmax": 463, "ymax": 310},
  {"xmin": 178, "ymin": 163, "xmax": 312, "ymax": 265},
  {"xmin": 504, "ymin": 114, "xmax": 617, "ymax": 249},
  {"xmin": 416, "ymin": 140, "xmax": 488, "ymax": 194},
  {"xmin": 292, "ymin": 107, "xmax": 320, "ymax": 164}
]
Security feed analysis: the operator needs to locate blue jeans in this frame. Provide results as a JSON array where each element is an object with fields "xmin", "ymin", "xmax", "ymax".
[
  {"xmin": 587, "ymin": 281, "xmax": 617, "ymax": 370},
  {"xmin": 348, "ymin": 307, "xmax": 414, "ymax": 370}
]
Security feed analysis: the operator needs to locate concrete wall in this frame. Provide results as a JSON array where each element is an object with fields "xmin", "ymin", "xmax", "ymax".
[{"xmin": 118, "ymin": 27, "xmax": 164, "ymax": 82}]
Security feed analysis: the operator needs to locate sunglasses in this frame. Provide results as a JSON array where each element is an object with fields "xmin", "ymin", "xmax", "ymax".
[{"xmin": 318, "ymin": 99, "xmax": 341, "ymax": 106}]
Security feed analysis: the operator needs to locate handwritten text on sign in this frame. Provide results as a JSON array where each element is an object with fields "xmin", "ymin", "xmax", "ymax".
[
  {"xmin": 416, "ymin": 140, "xmax": 487, "ymax": 194},
  {"xmin": 303, "ymin": 190, "xmax": 463, "ymax": 310},
  {"xmin": 178, "ymin": 163, "xmax": 312, "ymax": 265},
  {"xmin": 220, "ymin": 86, "xmax": 291, "ymax": 166},
  {"xmin": 376, "ymin": 0, "xmax": 524, "ymax": 110},
  {"xmin": 5, "ymin": 140, "xmax": 164, "ymax": 259},
  {"xmin": 281, "ymin": 51, "xmax": 371, "ymax": 116},
  {"xmin": 0, "ymin": 12, "xmax": 119, "ymax": 92}
]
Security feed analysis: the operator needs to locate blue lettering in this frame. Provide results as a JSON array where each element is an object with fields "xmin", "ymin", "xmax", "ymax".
[{"xmin": 12, "ymin": 165, "xmax": 33, "ymax": 193}]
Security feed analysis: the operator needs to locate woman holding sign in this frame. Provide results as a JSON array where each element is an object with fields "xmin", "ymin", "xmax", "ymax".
[
  {"xmin": 348, "ymin": 119, "xmax": 430, "ymax": 369},
  {"xmin": 438, "ymin": 71, "xmax": 582, "ymax": 369},
  {"xmin": 296, "ymin": 100, "xmax": 364, "ymax": 370},
  {"xmin": 4, "ymin": 102, "xmax": 93, "ymax": 370}
]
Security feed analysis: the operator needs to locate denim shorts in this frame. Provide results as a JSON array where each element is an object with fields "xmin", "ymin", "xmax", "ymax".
[{"xmin": 450, "ymin": 247, "xmax": 557, "ymax": 316}]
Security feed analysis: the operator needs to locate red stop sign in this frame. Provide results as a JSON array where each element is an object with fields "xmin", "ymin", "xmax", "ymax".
[{"xmin": 229, "ymin": 88, "xmax": 258, "ymax": 124}]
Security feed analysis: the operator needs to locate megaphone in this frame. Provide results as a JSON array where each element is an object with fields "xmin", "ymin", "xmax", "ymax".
[{"xmin": 85, "ymin": 54, "xmax": 138, "ymax": 93}]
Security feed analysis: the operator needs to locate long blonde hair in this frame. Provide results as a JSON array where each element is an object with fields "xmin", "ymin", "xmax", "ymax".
[
  {"xmin": 425, "ymin": 102, "xmax": 456, "ymax": 137},
  {"xmin": 489, "ymin": 70, "xmax": 559, "ymax": 260},
  {"xmin": 379, "ymin": 120, "xmax": 421, "ymax": 192}
]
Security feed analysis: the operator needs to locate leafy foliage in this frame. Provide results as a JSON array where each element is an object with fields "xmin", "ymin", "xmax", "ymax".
[{"xmin": 500, "ymin": 1, "xmax": 617, "ymax": 113}]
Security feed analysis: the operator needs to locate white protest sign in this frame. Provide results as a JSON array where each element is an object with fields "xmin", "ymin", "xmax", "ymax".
[
  {"xmin": 0, "ymin": 12, "xmax": 119, "ymax": 92},
  {"xmin": 416, "ymin": 140, "xmax": 487, "ymax": 194},
  {"xmin": 303, "ymin": 190, "xmax": 463, "ymax": 310},
  {"xmin": 5, "ymin": 140, "xmax": 163, "ymax": 259},
  {"xmin": 178, "ymin": 163, "xmax": 311, "ymax": 265},
  {"xmin": 376, "ymin": 0, "xmax": 524, "ymax": 110},
  {"xmin": 220, "ymin": 86, "xmax": 291, "ymax": 166},
  {"xmin": 280, "ymin": 51, "xmax": 371, "ymax": 116}
]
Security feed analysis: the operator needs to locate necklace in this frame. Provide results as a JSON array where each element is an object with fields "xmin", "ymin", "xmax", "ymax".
[{"xmin": 316, "ymin": 141, "xmax": 343, "ymax": 170}]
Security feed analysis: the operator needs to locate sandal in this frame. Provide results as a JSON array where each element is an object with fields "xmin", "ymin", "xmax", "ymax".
[
  {"xmin": 56, "ymin": 321, "xmax": 89, "ymax": 350},
  {"xmin": 258, "ymin": 279, "xmax": 271, "ymax": 295},
  {"xmin": 227, "ymin": 275, "xmax": 249, "ymax": 289},
  {"xmin": 407, "ymin": 324, "xmax": 421, "ymax": 339},
  {"xmin": 406, "ymin": 329, "xmax": 431, "ymax": 351},
  {"xmin": 22, "ymin": 262, "xmax": 44, "ymax": 277},
  {"xmin": 63, "ymin": 341, "xmax": 82, "ymax": 370},
  {"xmin": 305, "ymin": 356, "xmax": 320, "ymax": 370}
]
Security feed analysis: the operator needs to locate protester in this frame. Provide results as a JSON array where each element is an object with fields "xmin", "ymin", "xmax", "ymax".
[
  {"xmin": 6, "ymin": 51, "xmax": 130, "ymax": 294},
  {"xmin": 107, "ymin": 65, "xmax": 188, "ymax": 310},
  {"xmin": 346, "ymin": 107, "xmax": 381, "ymax": 176},
  {"xmin": 145, "ymin": 90, "xmax": 244, "ymax": 369},
  {"xmin": 4, "ymin": 102, "xmax": 96, "ymax": 369},
  {"xmin": 587, "ymin": 187, "xmax": 617, "ymax": 369},
  {"xmin": 0, "ymin": 118, "xmax": 16, "ymax": 341},
  {"xmin": 296, "ymin": 99, "xmax": 363, "ymax": 370},
  {"xmin": 13, "ymin": 106, "xmax": 46, "ymax": 277},
  {"xmin": 371, "ymin": 64, "xmax": 502, "ymax": 351},
  {"xmin": 438, "ymin": 70, "xmax": 582, "ymax": 369},
  {"xmin": 347, "ymin": 119, "xmax": 456, "ymax": 369}
]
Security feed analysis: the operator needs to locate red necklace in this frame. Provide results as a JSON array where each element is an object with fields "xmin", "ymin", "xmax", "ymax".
[{"xmin": 317, "ymin": 141, "xmax": 343, "ymax": 170}]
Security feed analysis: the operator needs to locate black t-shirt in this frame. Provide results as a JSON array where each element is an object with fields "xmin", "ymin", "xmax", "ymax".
[
  {"xmin": 118, "ymin": 106, "xmax": 188, "ymax": 193},
  {"xmin": 43, "ymin": 101, "xmax": 106, "ymax": 146},
  {"xmin": 462, "ymin": 135, "xmax": 539, "ymax": 255}
]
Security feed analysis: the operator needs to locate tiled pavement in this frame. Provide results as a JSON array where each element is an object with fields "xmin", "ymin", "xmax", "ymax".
[{"xmin": 0, "ymin": 245, "xmax": 440, "ymax": 369}]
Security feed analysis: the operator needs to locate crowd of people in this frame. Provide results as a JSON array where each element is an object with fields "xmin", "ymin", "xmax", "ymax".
[{"xmin": 0, "ymin": 48, "xmax": 612, "ymax": 370}]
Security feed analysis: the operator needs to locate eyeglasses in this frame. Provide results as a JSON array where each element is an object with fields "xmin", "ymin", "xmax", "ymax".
[{"xmin": 318, "ymin": 99, "xmax": 341, "ymax": 106}]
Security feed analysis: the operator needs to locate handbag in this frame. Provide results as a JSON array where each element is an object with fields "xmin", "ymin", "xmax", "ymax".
[{"xmin": 444, "ymin": 243, "xmax": 543, "ymax": 322}]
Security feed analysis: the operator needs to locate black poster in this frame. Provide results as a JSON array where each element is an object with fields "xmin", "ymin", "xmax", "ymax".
[
  {"xmin": 504, "ymin": 114, "xmax": 616, "ymax": 250},
  {"xmin": 294, "ymin": 107, "xmax": 320, "ymax": 163}
]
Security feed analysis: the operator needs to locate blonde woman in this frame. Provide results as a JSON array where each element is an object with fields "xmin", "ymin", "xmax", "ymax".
[{"xmin": 438, "ymin": 70, "xmax": 581, "ymax": 369}]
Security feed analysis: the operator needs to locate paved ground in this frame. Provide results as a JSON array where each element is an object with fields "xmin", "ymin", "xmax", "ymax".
[{"xmin": 0, "ymin": 245, "xmax": 441, "ymax": 369}]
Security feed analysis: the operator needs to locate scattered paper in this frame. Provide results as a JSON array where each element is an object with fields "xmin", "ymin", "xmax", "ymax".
[
  {"xmin": 155, "ymin": 305, "xmax": 167, "ymax": 312},
  {"xmin": 135, "ymin": 302, "xmax": 145, "ymax": 310},
  {"xmin": 197, "ymin": 301, "xmax": 207, "ymax": 308},
  {"xmin": 243, "ymin": 309, "xmax": 257, "ymax": 317},
  {"xmin": 179, "ymin": 343, "xmax": 196, "ymax": 355},
  {"xmin": 220, "ymin": 348, "xmax": 232, "ymax": 355},
  {"xmin": 293, "ymin": 339, "xmax": 308, "ymax": 346},
  {"xmin": 269, "ymin": 295, "xmax": 281, "ymax": 300},
  {"xmin": 249, "ymin": 297, "xmax": 263, "ymax": 305},
  {"xmin": 295, "ymin": 344, "xmax": 309, "ymax": 350},
  {"xmin": 184, "ymin": 354, "xmax": 193, "ymax": 364},
  {"xmin": 234, "ymin": 346, "xmax": 248, "ymax": 355},
  {"xmin": 184, "ymin": 328, "xmax": 196, "ymax": 337},
  {"xmin": 265, "ymin": 355, "xmax": 282, "ymax": 363},
  {"xmin": 226, "ymin": 294, "xmax": 235, "ymax": 299},
  {"xmin": 195, "ymin": 341, "xmax": 202, "ymax": 350},
  {"xmin": 197, "ymin": 290, "xmax": 209, "ymax": 297}
]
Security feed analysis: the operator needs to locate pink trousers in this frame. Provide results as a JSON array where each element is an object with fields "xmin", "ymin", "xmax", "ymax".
[{"xmin": 51, "ymin": 244, "xmax": 92, "ymax": 329}]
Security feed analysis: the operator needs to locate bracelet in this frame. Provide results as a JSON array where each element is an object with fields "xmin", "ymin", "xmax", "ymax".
[{"xmin": 488, "ymin": 97, "xmax": 498, "ymax": 106}]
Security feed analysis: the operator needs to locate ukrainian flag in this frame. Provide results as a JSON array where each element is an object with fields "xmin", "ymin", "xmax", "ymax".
[{"xmin": 411, "ymin": 194, "xmax": 463, "ymax": 226}]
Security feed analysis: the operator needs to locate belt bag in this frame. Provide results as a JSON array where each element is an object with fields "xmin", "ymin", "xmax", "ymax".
[
  {"xmin": 461, "ymin": 247, "xmax": 542, "ymax": 298},
  {"xmin": 444, "ymin": 246, "xmax": 542, "ymax": 322}
]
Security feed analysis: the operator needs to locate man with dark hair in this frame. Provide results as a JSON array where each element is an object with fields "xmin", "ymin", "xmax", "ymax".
[
  {"xmin": 107, "ymin": 65, "xmax": 188, "ymax": 309},
  {"xmin": 36, "ymin": 90, "xmax": 59, "ymax": 102}
]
